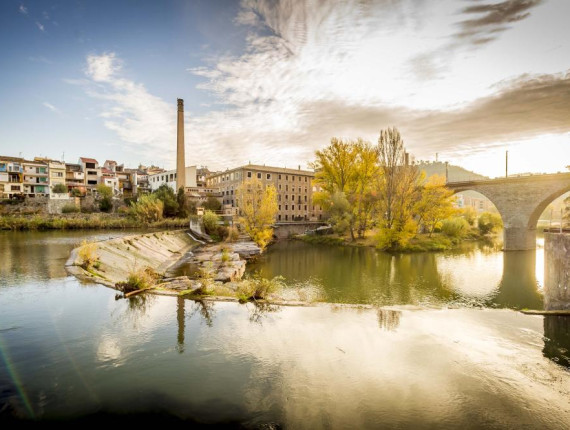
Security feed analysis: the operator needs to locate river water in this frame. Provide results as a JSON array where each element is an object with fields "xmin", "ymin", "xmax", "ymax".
[{"xmin": 1, "ymin": 231, "xmax": 569, "ymax": 427}]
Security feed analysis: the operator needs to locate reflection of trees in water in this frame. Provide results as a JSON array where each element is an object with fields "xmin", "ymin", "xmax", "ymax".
[
  {"xmin": 543, "ymin": 316, "xmax": 570, "ymax": 369},
  {"xmin": 177, "ymin": 297, "xmax": 185, "ymax": 353},
  {"xmin": 189, "ymin": 300, "xmax": 216, "ymax": 327},
  {"xmin": 376, "ymin": 309, "xmax": 401, "ymax": 331},
  {"xmin": 246, "ymin": 301, "xmax": 281, "ymax": 324}
]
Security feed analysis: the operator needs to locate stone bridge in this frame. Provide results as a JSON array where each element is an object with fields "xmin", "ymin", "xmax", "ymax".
[
  {"xmin": 447, "ymin": 173, "xmax": 570, "ymax": 251},
  {"xmin": 273, "ymin": 221, "xmax": 327, "ymax": 239}
]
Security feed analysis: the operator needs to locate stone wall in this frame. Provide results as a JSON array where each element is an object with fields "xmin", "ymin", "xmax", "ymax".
[{"xmin": 544, "ymin": 233, "xmax": 570, "ymax": 310}]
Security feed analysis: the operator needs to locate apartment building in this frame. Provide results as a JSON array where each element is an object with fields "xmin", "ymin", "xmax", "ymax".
[
  {"xmin": 79, "ymin": 157, "xmax": 101, "ymax": 189},
  {"xmin": 206, "ymin": 164, "xmax": 323, "ymax": 222},
  {"xmin": 149, "ymin": 166, "xmax": 197, "ymax": 192},
  {"xmin": 0, "ymin": 156, "xmax": 24, "ymax": 198},
  {"xmin": 65, "ymin": 164, "xmax": 85, "ymax": 194},
  {"xmin": 34, "ymin": 157, "xmax": 66, "ymax": 195},
  {"xmin": 22, "ymin": 160, "xmax": 49, "ymax": 197}
]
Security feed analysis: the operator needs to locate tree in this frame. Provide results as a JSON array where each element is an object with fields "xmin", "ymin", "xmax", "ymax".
[
  {"xmin": 177, "ymin": 187, "xmax": 188, "ymax": 218},
  {"xmin": 414, "ymin": 174, "xmax": 457, "ymax": 236},
  {"xmin": 478, "ymin": 212, "xmax": 503, "ymax": 235},
  {"xmin": 96, "ymin": 184, "xmax": 113, "ymax": 213},
  {"xmin": 70, "ymin": 188, "xmax": 83, "ymax": 197},
  {"xmin": 376, "ymin": 127, "xmax": 421, "ymax": 249},
  {"xmin": 236, "ymin": 178, "xmax": 278, "ymax": 250},
  {"xmin": 203, "ymin": 195, "xmax": 222, "ymax": 212},
  {"xmin": 52, "ymin": 183, "xmax": 67, "ymax": 194},
  {"xmin": 130, "ymin": 194, "xmax": 163, "ymax": 223},
  {"xmin": 153, "ymin": 184, "xmax": 178, "ymax": 217},
  {"xmin": 312, "ymin": 138, "xmax": 379, "ymax": 240}
]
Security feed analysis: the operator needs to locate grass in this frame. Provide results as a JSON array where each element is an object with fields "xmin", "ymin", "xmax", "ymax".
[
  {"xmin": 116, "ymin": 266, "xmax": 161, "ymax": 293},
  {"xmin": 295, "ymin": 234, "xmax": 346, "ymax": 246},
  {"xmin": 78, "ymin": 239, "xmax": 98, "ymax": 269},
  {"xmin": 0, "ymin": 213, "xmax": 189, "ymax": 231}
]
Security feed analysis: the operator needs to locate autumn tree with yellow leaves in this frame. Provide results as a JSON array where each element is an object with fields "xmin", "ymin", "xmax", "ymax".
[{"xmin": 236, "ymin": 178, "xmax": 278, "ymax": 250}]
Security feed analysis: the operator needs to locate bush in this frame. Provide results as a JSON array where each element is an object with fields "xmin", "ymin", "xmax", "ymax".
[
  {"xmin": 130, "ymin": 194, "xmax": 164, "ymax": 223},
  {"xmin": 203, "ymin": 210, "xmax": 219, "ymax": 235},
  {"xmin": 203, "ymin": 195, "xmax": 222, "ymax": 212},
  {"xmin": 52, "ymin": 183, "xmax": 68, "ymax": 194},
  {"xmin": 441, "ymin": 217, "xmax": 470, "ymax": 238},
  {"xmin": 459, "ymin": 207, "xmax": 477, "ymax": 226},
  {"xmin": 117, "ymin": 266, "xmax": 160, "ymax": 293},
  {"xmin": 235, "ymin": 274, "xmax": 284, "ymax": 302},
  {"xmin": 226, "ymin": 226, "xmax": 240, "ymax": 242},
  {"xmin": 99, "ymin": 197, "xmax": 113, "ymax": 213},
  {"xmin": 78, "ymin": 240, "xmax": 98, "ymax": 269},
  {"xmin": 478, "ymin": 212, "xmax": 503, "ymax": 235},
  {"xmin": 221, "ymin": 247, "xmax": 231, "ymax": 265},
  {"xmin": 61, "ymin": 203, "xmax": 80, "ymax": 214}
]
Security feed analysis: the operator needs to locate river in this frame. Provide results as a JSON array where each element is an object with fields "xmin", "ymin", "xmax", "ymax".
[{"xmin": 1, "ymin": 230, "xmax": 569, "ymax": 427}]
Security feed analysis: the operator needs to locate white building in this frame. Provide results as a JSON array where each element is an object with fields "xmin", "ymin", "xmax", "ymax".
[{"xmin": 149, "ymin": 166, "xmax": 197, "ymax": 192}]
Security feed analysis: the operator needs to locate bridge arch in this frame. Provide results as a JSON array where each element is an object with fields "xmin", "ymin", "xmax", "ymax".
[{"xmin": 447, "ymin": 173, "xmax": 570, "ymax": 250}]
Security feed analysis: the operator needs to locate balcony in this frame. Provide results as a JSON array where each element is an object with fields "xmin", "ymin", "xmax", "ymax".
[{"xmin": 8, "ymin": 166, "xmax": 23, "ymax": 173}]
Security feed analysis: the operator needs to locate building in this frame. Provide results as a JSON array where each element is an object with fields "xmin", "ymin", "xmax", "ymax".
[
  {"xmin": 149, "ymin": 166, "xmax": 197, "ymax": 192},
  {"xmin": 34, "ymin": 157, "xmax": 66, "ymax": 196},
  {"xmin": 78, "ymin": 157, "xmax": 101, "ymax": 190},
  {"xmin": 22, "ymin": 159, "xmax": 49, "ymax": 197},
  {"xmin": 0, "ymin": 156, "xmax": 24, "ymax": 198},
  {"xmin": 206, "ymin": 164, "xmax": 323, "ymax": 222},
  {"xmin": 65, "ymin": 163, "xmax": 85, "ymax": 194},
  {"xmin": 455, "ymin": 191, "xmax": 496, "ymax": 213}
]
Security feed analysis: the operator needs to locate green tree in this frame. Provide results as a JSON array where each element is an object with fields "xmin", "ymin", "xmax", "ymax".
[
  {"xmin": 177, "ymin": 187, "xmax": 188, "ymax": 218},
  {"xmin": 376, "ymin": 127, "xmax": 421, "ymax": 249},
  {"xmin": 52, "ymin": 183, "xmax": 67, "ymax": 194},
  {"xmin": 236, "ymin": 178, "xmax": 278, "ymax": 250},
  {"xmin": 478, "ymin": 212, "xmax": 503, "ymax": 235},
  {"xmin": 414, "ymin": 174, "xmax": 457, "ymax": 236},
  {"xmin": 96, "ymin": 184, "xmax": 113, "ymax": 213},
  {"xmin": 203, "ymin": 195, "xmax": 222, "ymax": 212},
  {"xmin": 153, "ymin": 184, "xmax": 178, "ymax": 217}
]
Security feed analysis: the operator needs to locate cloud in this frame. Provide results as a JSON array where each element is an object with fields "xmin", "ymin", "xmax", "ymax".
[
  {"xmin": 455, "ymin": 0, "xmax": 543, "ymax": 46},
  {"xmin": 86, "ymin": 52, "xmax": 120, "ymax": 82},
  {"xmin": 43, "ymin": 102, "xmax": 62, "ymax": 115},
  {"xmin": 19, "ymin": 4, "xmax": 27, "ymax": 15},
  {"xmin": 35, "ymin": 21, "xmax": 45, "ymax": 32}
]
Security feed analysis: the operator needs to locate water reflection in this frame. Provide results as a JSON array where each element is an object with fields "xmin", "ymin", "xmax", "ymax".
[
  {"xmin": 376, "ymin": 309, "xmax": 401, "ymax": 331},
  {"xmin": 248, "ymin": 240, "xmax": 545, "ymax": 309},
  {"xmin": 543, "ymin": 316, "xmax": 570, "ymax": 368}
]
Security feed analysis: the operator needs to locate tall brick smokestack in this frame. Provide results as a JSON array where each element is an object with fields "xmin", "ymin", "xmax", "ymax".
[{"xmin": 176, "ymin": 98, "xmax": 185, "ymax": 191}]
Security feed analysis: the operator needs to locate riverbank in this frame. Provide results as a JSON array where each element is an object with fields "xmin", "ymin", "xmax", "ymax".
[
  {"xmin": 295, "ymin": 230, "xmax": 493, "ymax": 252},
  {"xmin": 0, "ymin": 213, "xmax": 189, "ymax": 231}
]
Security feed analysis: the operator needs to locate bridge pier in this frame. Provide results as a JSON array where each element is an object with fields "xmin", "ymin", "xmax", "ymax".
[{"xmin": 503, "ymin": 226, "xmax": 536, "ymax": 251}]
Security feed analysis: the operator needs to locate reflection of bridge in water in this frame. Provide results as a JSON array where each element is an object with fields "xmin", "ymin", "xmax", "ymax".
[{"xmin": 447, "ymin": 173, "xmax": 570, "ymax": 251}]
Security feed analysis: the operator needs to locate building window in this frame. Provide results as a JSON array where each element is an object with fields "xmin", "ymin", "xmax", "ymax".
[
  {"xmin": 278, "ymin": 174, "xmax": 281, "ymax": 180},
  {"xmin": 304, "ymin": 195, "xmax": 307, "ymax": 202},
  {"xmin": 86, "ymin": 162, "xmax": 95, "ymax": 169},
  {"xmin": 257, "ymin": 172, "xmax": 261, "ymax": 179},
  {"xmin": 267, "ymin": 173, "xmax": 271, "ymax": 180},
  {"xmin": 278, "ymin": 205, "xmax": 281, "ymax": 210},
  {"xmin": 304, "ymin": 205, "xmax": 307, "ymax": 210},
  {"xmin": 11, "ymin": 185, "xmax": 19, "ymax": 191},
  {"xmin": 278, "ymin": 215, "xmax": 281, "ymax": 221},
  {"xmin": 285, "ymin": 175, "xmax": 288, "ymax": 180},
  {"xmin": 305, "ymin": 177, "xmax": 307, "ymax": 182},
  {"xmin": 88, "ymin": 170, "xmax": 97, "ymax": 175},
  {"xmin": 292, "ymin": 195, "xmax": 295, "ymax": 202},
  {"xmin": 285, "ymin": 195, "xmax": 288, "ymax": 200},
  {"xmin": 285, "ymin": 215, "xmax": 288, "ymax": 221},
  {"xmin": 278, "ymin": 184, "xmax": 282, "ymax": 190},
  {"xmin": 286, "ymin": 185, "xmax": 288, "ymax": 191},
  {"xmin": 285, "ymin": 205, "xmax": 288, "ymax": 210},
  {"xmin": 247, "ymin": 171, "xmax": 252, "ymax": 178}
]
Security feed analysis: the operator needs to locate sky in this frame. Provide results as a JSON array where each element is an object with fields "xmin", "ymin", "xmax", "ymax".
[{"xmin": 0, "ymin": 0, "xmax": 569, "ymax": 177}]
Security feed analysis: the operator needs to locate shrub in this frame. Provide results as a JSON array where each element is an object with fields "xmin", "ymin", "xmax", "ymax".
[
  {"xmin": 478, "ymin": 212, "xmax": 503, "ymax": 235},
  {"xmin": 61, "ymin": 203, "xmax": 79, "ymax": 214},
  {"xmin": 221, "ymin": 247, "xmax": 231, "ymax": 264},
  {"xmin": 217, "ymin": 225, "xmax": 229, "ymax": 241},
  {"xmin": 441, "ymin": 217, "xmax": 470, "ymax": 238},
  {"xmin": 459, "ymin": 207, "xmax": 477, "ymax": 226},
  {"xmin": 117, "ymin": 266, "xmax": 160, "ymax": 293},
  {"xmin": 203, "ymin": 195, "xmax": 222, "ymax": 212},
  {"xmin": 99, "ymin": 197, "xmax": 113, "ymax": 213},
  {"xmin": 52, "ymin": 183, "xmax": 68, "ymax": 194},
  {"xmin": 226, "ymin": 226, "xmax": 240, "ymax": 242},
  {"xmin": 78, "ymin": 240, "xmax": 98, "ymax": 269},
  {"xmin": 236, "ymin": 274, "xmax": 284, "ymax": 302},
  {"xmin": 70, "ymin": 188, "xmax": 83, "ymax": 197},
  {"xmin": 202, "ymin": 210, "xmax": 219, "ymax": 235},
  {"xmin": 130, "ymin": 194, "xmax": 164, "ymax": 223}
]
